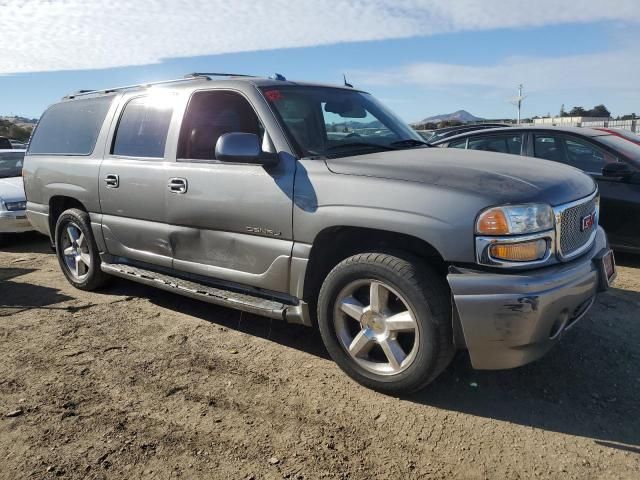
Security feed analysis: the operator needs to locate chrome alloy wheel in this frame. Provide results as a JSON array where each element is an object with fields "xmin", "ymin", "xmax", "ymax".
[
  {"xmin": 60, "ymin": 222, "xmax": 91, "ymax": 281},
  {"xmin": 333, "ymin": 279, "xmax": 420, "ymax": 375}
]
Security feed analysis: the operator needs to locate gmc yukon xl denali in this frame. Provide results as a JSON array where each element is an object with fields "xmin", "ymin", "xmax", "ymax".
[{"xmin": 23, "ymin": 74, "xmax": 616, "ymax": 393}]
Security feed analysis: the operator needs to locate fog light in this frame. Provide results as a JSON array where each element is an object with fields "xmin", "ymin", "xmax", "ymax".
[{"xmin": 489, "ymin": 239, "xmax": 547, "ymax": 262}]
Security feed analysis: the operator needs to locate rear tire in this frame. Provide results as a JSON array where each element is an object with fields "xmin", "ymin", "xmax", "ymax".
[
  {"xmin": 54, "ymin": 208, "xmax": 110, "ymax": 291},
  {"xmin": 317, "ymin": 252, "xmax": 455, "ymax": 394}
]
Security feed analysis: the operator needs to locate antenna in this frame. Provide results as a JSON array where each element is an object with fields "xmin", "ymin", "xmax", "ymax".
[
  {"xmin": 343, "ymin": 73, "xmax": 353, "ymax": 88},
  {"xmin": 509, "ymin": 84, "xmax": 527, "ymax": 124}
]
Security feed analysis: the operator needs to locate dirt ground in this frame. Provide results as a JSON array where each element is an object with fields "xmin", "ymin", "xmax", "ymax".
[{"xmin": 0, "ymin": 233, "xmax": 639, "ymax": 480}]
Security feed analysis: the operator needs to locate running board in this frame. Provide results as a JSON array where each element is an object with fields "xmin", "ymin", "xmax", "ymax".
[{"xmin": 100, "ymin": 263, "xmax": 310, "ymax": 325}]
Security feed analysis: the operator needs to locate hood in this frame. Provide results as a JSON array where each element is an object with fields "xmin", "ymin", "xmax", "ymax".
[
  {"xmin": 325, "ymin": 148, "xmax": 596, "ymax": 206},
  {"xmin": 0, "ymin": 176, "xmax": 27, "ymax": 204}
]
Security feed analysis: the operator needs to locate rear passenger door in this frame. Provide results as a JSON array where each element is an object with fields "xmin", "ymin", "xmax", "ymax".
[
  {"xmin": 164, "ymin": 89, "xmax": 295, "ymax": 294},
  {"xmin": 98, "ymin": 93, "xmax": 180, "ymax": 268}
]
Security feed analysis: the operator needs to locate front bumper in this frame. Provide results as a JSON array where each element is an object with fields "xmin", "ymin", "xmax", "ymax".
[
  {"xmin": 448, "ymin": 226, "xmax": 610, "ymax": 370},
  {"xmin": 0, "ymin": 210, "xmax": 33, "ymax": 233}
]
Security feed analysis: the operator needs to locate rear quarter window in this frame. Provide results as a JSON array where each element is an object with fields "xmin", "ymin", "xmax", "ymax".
[{"xmin": 27, "ymin": 96, "xmax": 114, "ymax": 155}]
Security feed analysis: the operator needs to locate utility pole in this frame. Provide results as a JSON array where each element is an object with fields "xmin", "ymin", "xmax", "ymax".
[{"xmin": 510, "ymin": 84, "xmax": 526, "ymax": 124}]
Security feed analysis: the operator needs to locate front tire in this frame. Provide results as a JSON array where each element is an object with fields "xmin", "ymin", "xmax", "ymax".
[
  {"xmin": 55, "ymin": 208, "xmax": 110, "ymax": 291},
  {"xmin": 317, "ymin": 252, "xmax": 454, "ymax": 394}
]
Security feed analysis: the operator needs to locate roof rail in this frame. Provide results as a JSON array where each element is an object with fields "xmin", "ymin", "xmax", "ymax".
[
  {"xmin": 63, "ymin": 76, "xmax": 211, "ymax": 100},
  {"xmin": 185, "ymin": 72, "xmax": 256, "ymax": 79}
]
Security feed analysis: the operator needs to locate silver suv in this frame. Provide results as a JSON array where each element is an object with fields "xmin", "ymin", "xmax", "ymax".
[{"xmin": 23, "ymin": 74, "xmax": 616, "ymax": 393}]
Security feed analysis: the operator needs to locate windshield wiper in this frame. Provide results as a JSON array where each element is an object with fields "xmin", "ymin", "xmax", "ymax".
[
  {"xmin": 326, "ymin": 142, "xmax": 396, "ymax": 152},
  {"xmin": 389, "ymin": 139, "xmax": 431, "ymax": 148}
]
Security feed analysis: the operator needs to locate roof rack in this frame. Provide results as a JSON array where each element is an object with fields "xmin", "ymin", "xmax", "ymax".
[
  {"xmin": 63, "ymin": 75, "xmax": 212, "ymax": 100},
  {"xmin": 185, "ymin": 72, "xmax": 256, "ymax": 79}
]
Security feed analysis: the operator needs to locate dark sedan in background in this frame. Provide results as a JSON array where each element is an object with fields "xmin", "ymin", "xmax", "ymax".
[{"xmin": 434, "ymin": 126, "xmax": 640, "ymax": 252}]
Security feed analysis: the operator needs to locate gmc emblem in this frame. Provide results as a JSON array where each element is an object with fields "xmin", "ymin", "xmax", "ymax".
[{"xmin": 581, "ymin": 211, "xmax": 596, "ymax": 232}]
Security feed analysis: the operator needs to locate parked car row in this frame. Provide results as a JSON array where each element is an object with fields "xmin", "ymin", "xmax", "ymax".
[
  {"xmin": 419, "ymin": 123, "xmax": 512, "ymax": 144},
  {"xmin": 0, "ymin": 136, "xmax": 27, "ymax": 149},
  {"xmin": 0, "ymin": 149, "xmax": 32, "ymax": 244},
  {"xmin": 432, "ymin": 126, "xmax": 640, "ymax": 253}
]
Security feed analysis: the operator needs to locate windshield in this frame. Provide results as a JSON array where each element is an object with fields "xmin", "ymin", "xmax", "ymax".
[
  {"xmin": 261, "ymin": 86, "xmax": 424, "ymax": 157},
  {"xmin": 0, "ymin": 151, "xmax": 24, "ymax": 178}
]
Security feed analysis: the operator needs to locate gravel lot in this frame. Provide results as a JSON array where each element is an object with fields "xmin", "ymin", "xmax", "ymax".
[{"xmin": 1, "ymin": 233, "xmax": 639, "ymax": 479}]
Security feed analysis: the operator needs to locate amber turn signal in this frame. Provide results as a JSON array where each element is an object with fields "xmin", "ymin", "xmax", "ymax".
[
  {"xmin": 476, "ymin": 208, "xmax": 510, "ymax": 235},
  {"xmin": 489, "ymin": 239, "xmax": 547, "ymax": 262}
]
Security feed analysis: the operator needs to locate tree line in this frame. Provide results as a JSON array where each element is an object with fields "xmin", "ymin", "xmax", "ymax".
[{"xmin": 559, "ymin": 104, "xmax": 611, "ymax": 118}]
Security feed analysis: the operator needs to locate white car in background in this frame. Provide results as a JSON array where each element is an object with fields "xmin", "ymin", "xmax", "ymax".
[{"xmin": 0, "ymin": 149, "xmax": 32, "ymax": 243}]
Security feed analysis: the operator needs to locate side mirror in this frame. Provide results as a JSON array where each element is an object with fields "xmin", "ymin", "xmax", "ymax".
[
  {"xmin": 215, "ymin": 133, "xmax": 278, "ymax": 166},
  {"xmin": 602, "ymin": 162, "xmax": 632, "ymax": 179}
]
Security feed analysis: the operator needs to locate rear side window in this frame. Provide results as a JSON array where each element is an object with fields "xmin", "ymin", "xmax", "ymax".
[
  {"xmin": 112, "ymin": 96, "xmax": 174, "ymax": 158},
  {"xmin": 448, "ymin": 139, "xmax": 467, "ymax": 149},
  {"xmin": 27, "ymin": 96, "xmax": 114, "ymax": 155},
  {"xmin": 467, "ymin": 134, "xmax": 523, "ymax": 155},
  {"xmin": 533, "ymin": 134, "xmax": 567, "ymax": 163}
]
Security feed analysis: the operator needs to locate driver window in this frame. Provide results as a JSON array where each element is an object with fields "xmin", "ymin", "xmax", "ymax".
[
  {"xmin": 178, "ymin": 91, "xmax": 264, "ymax": 161},
  {"xmin": 563, "ymin": 136, "xmax": 617, "ymax": 174}
]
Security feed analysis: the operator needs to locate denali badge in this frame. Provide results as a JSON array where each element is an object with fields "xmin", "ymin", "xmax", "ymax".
[
  {"xmin": 581, "ymin": 211, "xmax": 596, "ymax": 232},
  {"xmin": 246, "ymin": 226, "xmax": 282, "ymax": 237}
]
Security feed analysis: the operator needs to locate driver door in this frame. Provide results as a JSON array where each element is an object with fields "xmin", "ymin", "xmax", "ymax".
[{"xmin": 165, "ymin": 89, "xmax": 295, "ymax": 294}]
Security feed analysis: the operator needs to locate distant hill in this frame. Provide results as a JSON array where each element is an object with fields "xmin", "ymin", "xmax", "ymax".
[
  {"xmin": 415, "ymin": 110, "xmax": 484, "ymax": 125},
  {"xmin": 0, "ymin": 117, "xmax": 35, "ymax": 142},
  {"xmin": 0, "ymin": 115, "xmax": 38, "ymax": 126}
]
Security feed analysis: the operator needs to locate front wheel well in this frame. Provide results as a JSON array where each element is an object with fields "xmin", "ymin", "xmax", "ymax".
[
  {"xmin": 49, "ymin": 196, "xmax": 87, "ymax": 242},
  {"xmin": 302, "ymin": 227, "xmax": 447, "ymax": 308}
]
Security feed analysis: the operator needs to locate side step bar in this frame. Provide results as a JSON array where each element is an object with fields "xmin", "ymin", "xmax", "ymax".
[{"xmin": 101, "ymin": 263, "xmax": 311, "ymax": 326}]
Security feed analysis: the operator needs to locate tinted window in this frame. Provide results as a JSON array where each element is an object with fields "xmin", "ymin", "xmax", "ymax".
[
  {"xmin": 448, "ymin": 139, "xmax": 467, "ymax": 149},
  {"xmin": 178, "ymin": 91, "xmax": 263, "ymax": 161},
  {"xmin": 0, "ymin": 137, "xmax": 12, "ymax": 149},
  {"xmin": 27, "ymin": 96, "xmax": 113, "ymax": 155},
  {"xmin": 597, "ymin": 135, "xmax": 640, "ymax": 169},
  {"xmin": 467, "ymin": 134, "xmax": 523, "ymax": 155},
  {"xmin": 564, "ymin": 137, "xmax": 616, "ymax": 173},
  {"xmin": 533, "ymin": 134, "xmax": 567, "ymax": 162},
  {"xmin": 0, "ymin": 151, "xmax": 25, "ymax": 178},
  {"xmin": 112, "ymin": 96, "xmax": 174, "ymax": 158}
]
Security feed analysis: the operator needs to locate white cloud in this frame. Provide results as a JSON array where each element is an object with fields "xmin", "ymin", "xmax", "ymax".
[
  {"xmin": 353, "ymin": 51, "xmax": 640, "ymax": 92},
  {"xmin": 1, "ymin": 0, "xmax": 639, "ymax": 74}
]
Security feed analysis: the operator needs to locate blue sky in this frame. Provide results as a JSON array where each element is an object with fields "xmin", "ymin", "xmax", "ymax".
[{"xmin": 1, "ymin": 0, "xmax": 639, "ymax": 122}]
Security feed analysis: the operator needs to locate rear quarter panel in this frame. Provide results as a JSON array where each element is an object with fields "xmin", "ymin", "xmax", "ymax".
[{"xmin": 23, "ymin": 96, "xmax": 121, "ymax": 235}]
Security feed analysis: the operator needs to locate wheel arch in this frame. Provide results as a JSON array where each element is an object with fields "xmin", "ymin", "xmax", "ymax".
[
  {"xmin": 302, "ymin": 226, "xmax": 447, "ymax": 308},
  {"xmin": 49, "ymin": 196, "xmax": 88, "ymax": 243}
]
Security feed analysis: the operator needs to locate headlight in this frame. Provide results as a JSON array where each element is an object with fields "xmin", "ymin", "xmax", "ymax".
[
  {"xmin": 5, "ymin": 201, "xmax": 26, "ymax": 212},
  {"xmin": 476, "ymin": 204, "xmax": 554, "ymax": 235}
]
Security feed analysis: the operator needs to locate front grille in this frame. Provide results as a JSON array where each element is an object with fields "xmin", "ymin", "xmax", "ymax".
[{"xmin": 558, "ymin": 196, "xmax": 597, "ymax": 257}]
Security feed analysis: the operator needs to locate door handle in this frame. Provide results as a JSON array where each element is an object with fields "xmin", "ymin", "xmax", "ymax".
[
  {"xmin": 168, "ymin": 177, "xmax": 188, "ymax": 194},
  {"xmin": 104, "ymin": 174, "xmax": 119, "ymax": 188}
]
